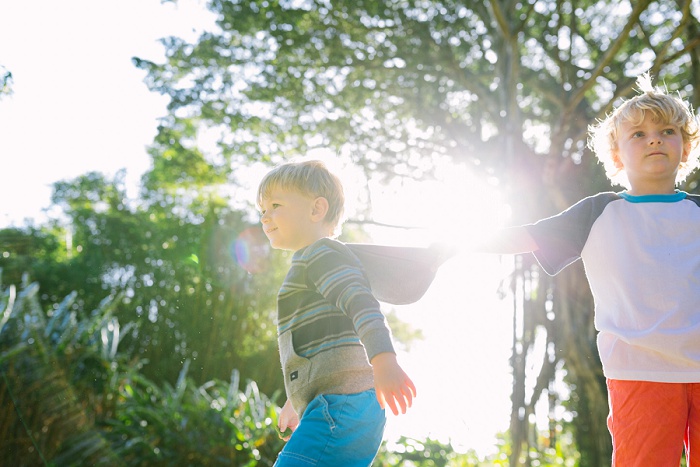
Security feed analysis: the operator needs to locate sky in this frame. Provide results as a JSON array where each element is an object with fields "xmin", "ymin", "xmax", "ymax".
[
  {"xmin": 0, "ymin": 0, "xmax": 216, "ymax": 227},
  {"xmin": 0, "ymin": 0, "xmax": 519, "ymax": 458}
]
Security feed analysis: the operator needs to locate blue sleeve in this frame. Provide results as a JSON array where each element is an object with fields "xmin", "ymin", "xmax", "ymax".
[{"xmin": 525, "ymin": 192, "xmax": 620, "ymax": 275}]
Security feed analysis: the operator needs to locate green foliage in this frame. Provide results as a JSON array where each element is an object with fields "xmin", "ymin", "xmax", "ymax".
[
  {"xmin": 0, "ymin": 276, "xmax": 127, "ymax": 465},
  {"xmin": 1, "ymin": 168, "xmax": 288, "ymax": 394},
  {"xmin": 0, "ymin": 226, "xmax": 71, "ymax": 302},
  {"xmin": 375, "ymin": 437, "xmax": 488, "ymax": 466},
  {"xmin": 384, "ymin": 309, "xmax": 424, "ymax": 351},
  {"xmin": 0, "ymin": 277, "xmax": 285, "ymax": 466},
  {"xmin": 490, "ymin": 429, "xmax": 581, "ymax": 467},
  {"xmin": 135, "ymin": 0, "xmax": 700, "ymax": 188},
  {"xmin": 103, "ymin": 364, "xmax": 283, "ymax": 466},
  {"xmin": 373, "ymin": 429, "xmax": 581, "ymax": 467}
]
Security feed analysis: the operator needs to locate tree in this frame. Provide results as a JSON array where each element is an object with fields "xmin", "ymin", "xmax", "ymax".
[
  {"xmin": 134, "ymin": 0, "xmax": 700, "ymax": 464},
  {"xmin": 52, "ymin": 168, "xmax": 288, "ymax": 393},
  {"xmin": 0, "ymin": 161, "xmax": 288, "ymax": 396}
]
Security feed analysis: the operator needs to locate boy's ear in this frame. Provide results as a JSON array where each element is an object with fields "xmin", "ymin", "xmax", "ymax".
[
  {"xmin": 682, "ymin": 141, "xmax": 691, "ymax": 162},
  {"xmin": 310, "ymin": 197, "xmax": 329, "ymax": 222},
  {"xmin": 611, "ymin": 149, "xmax": 624, "ymax": 169}
]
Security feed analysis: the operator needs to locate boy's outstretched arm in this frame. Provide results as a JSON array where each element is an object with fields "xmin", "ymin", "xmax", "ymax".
[
  {"xmin": 371, "ymin": 352, "xmax": 416, "ymax": 416},
  {"xmin": 474, "ymin": 226, "xmax": 539, "ymax": 255}
]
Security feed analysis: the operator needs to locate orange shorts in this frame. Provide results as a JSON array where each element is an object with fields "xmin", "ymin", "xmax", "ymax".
[{"xmin": 607, "ymin": 379, "xmax": 700, "ymax": 466}]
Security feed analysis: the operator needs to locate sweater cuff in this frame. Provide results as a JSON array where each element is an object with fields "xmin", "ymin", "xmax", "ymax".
[{"xmin": 362, "ymin": 328, "xmax": 396, "ymax": 362}]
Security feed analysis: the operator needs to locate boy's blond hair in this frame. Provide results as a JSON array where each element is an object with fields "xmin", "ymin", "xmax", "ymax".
[
  {"xmin": 257, "ymin": 159, "xmax": 345, "ymax": 232},
  {"xmin": 588, "ymin": 73, "xmax": 700, "ymax": 189}
]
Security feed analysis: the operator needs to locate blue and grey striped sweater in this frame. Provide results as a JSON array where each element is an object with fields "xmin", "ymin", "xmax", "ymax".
[{"xmin": 277, "ymin": 237, "xmax": 395, "ymax": 416}]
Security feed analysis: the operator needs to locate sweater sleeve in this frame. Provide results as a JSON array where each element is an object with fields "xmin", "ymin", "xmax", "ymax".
[{"xmin": 304, "ymin": 239, "xmax": 395, "ymax": 361}]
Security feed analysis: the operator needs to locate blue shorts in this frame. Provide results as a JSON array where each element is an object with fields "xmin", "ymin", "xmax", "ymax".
[{"xmin": 274, "ymin": 389, "xmax": 386, "ymax": 467}]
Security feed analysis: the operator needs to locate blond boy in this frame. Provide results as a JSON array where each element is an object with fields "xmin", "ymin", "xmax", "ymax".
[
  {"xmin": 257, "ymin": 160, "xmax": 416, "ymax": 467},
  {"xmin": 479, "ymin": 73, "xmax": 700, "ymax": 465}
]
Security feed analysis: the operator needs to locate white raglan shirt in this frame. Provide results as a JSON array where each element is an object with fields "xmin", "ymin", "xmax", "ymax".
[{"xmin": 526, "ymin": 191, "xmax": 700, "ymax": 382}]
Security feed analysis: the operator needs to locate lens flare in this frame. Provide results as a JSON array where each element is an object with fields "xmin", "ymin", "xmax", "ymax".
[{"xmin": 233, "ymin": 226, "xmax": 270, "ymax": 274}]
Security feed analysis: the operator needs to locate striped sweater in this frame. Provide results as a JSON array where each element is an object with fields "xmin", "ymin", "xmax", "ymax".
[{"xmin": 277, "ymin": 238, "xmax": 396, "ymax": 416}]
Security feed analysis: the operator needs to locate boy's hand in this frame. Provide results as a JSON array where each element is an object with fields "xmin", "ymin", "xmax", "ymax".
[
  {"xmin": 370, "ymin": 352, "xmax": 416, "ymax": 416},
  {"xmin": 278, "ymin": 399, "xmax": 299, "ymax": 441}
]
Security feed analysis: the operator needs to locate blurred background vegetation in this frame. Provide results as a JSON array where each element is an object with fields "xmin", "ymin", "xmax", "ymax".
[{"xmin": 2, "ymin": 0, "xmax": 700, "ymax": 465}]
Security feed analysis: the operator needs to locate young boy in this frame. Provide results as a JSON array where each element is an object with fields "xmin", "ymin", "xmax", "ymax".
[
  {"xmin": 478, "ymin": 73, "xmax": 700, "ymax": 465},
  {"xmin": 257, "ymin": 160, "xmax": 417, "ymax": 467}
]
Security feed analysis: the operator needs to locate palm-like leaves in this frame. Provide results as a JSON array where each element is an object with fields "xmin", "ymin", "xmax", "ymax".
[{"xmin": 0, "ymin": 276, "xmax": 284, "ymax": 466}]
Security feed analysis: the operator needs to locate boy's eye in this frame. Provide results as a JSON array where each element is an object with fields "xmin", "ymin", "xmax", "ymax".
[
  {"xmin": 663, "ymin": 128, "xmax": 676, "ymax": 135},
  {"xmin": 260, "ymin": 203, "xmax": 281, "ymax": 215},
  {"xmin": 632, "ymin": 131, "xmax": 644, "ymax": 138}
]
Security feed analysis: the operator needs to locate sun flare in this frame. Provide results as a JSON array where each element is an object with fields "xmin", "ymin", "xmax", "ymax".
[{"xmin": 360, "ymin": 160, "xmax": 516, "ymax": 457}]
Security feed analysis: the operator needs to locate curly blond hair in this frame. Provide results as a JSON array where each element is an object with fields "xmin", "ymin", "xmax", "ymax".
[{"xmin": 588, "ymin": 73, "xmax": 700, "ymax": 189}]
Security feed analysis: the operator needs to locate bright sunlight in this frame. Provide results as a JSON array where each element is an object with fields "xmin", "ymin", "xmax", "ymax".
[{"xmin": 315, "ymin": 152, "xmax": 517, "ymax": 457}]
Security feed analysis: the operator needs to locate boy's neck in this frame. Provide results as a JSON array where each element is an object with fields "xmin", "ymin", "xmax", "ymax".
[
  {"xmin": 626, "ymin": 180, "xmax": 678, "ymax": 196},
  {"xmin": 293, "ymin": 231, "xmax": 334, "ymax": 252}
]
